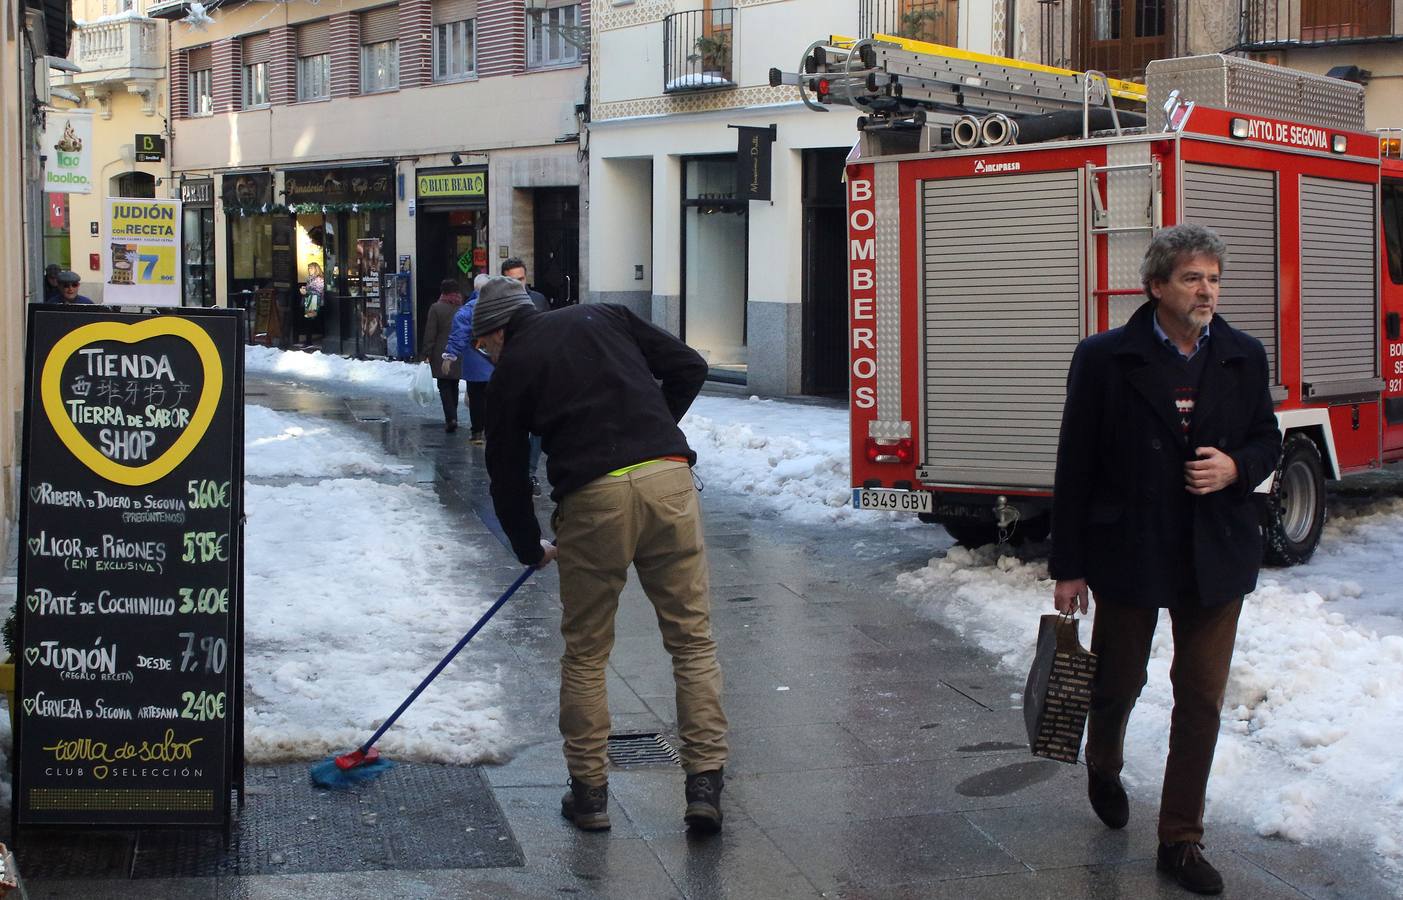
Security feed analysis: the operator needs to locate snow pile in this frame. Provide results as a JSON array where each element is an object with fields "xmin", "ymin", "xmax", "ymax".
[
  {"xmin": 682, "ymin": 395, "xmax": 906, "ymax": 525},
  {"xmin": 245, "ymin": 345, "xmax": 420, "ymax": 394},
  {"xmin": 895, "ymin": 537, "xmax": 1403, "ymax": 881},
  {"xmin": 241, "ymin": 477, "xmax": 507, "ymax": 765},
  {"xmin": 245, "ymin": 404, "xmax": 411, "ymax": 479}
]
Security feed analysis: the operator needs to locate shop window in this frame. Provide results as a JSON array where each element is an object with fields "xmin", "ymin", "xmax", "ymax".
[
  {"xmin": 113, "ymin": 172, "xmax": 156, "ymax": 198},
  {"xmin": 527, "ymin": 3, "xmax": 581, "ymax": 69},
  {"xmin": 298, "ymin": 54, "xmax": 331, "ymax": 101},
  {"xmin": 361, "ymin": 40, "xmax": 400, "ymax": 93},
  {"xmin": 434, "ymin": 19, "xmax": 476, "ymax": 81},
  {"xmin": 189, "ymin": 68, "xmax": 213, "ymax": 116},
  {"xmin": 682, "ymin": 156, "xmax": 748, "ymax": 376},
  {"xmin": 243, "ymin": 61, "xmax": 270, "ymax": 109}
]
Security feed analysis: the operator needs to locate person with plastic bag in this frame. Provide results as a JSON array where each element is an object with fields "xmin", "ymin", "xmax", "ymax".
[
  {"xmin": 419, "ymin": 278, "xmax": 465, "ymax": 432},
  {"xmin": 1049, "ymin": 224, "xmax": 1281, "ymax": 896},
  {"xmin": 441, "ymin": 273, "xmax": 494, "ymax": 445}
]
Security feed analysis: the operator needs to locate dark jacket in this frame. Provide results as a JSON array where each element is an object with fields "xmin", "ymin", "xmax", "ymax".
[
  {"xmin": 1049, "ymin": 302, "xmax": 1282, "ymax": 607},
  {"xmin": 420, "ymin": 298, "xmax": 462, "ymax": 380},
  {"xmin": 484, "ymin": 303, "xmax": 707, "ymax": 565}
]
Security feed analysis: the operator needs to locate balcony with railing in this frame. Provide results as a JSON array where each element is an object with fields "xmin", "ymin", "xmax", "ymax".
[
  {"xmin": 858, "ymin": 0, "xmax": 959, "ymax": 44},
  {"xmin": 1236, "ymin": 0, "xmax": 1403, "ymax": 49},
  {"xmin": 664, "ymin": 8, "xmax": 737, "ymax": 93},
  {"xmin": 70, "ymin": 16, "xmax": 165, "ymax": 84}
]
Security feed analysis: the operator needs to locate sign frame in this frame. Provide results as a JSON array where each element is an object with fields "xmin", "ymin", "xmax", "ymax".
[
  {"xmin": 42, "ymin": 109, "xmax": 95, "ymax": 195},
  {"xmin": 13, "ymin": 306, "xmax": 245, "ymax": 834},
  {"xmin": 104, "ymin": 197, "xmax": 183, "ymax": 307}
]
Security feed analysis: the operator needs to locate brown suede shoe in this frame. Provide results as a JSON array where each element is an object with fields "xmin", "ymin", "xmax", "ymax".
[
  {"xmin": 560, "ymin": 778, "xmax": 611, "ymax": 831},
  {"xmin": 1157, "ymin": 841, "xmax": 1224, "ymax": 895},
  {"xmin": 1087, "ymin": 762, "xmax": 1129, "ymax": 829}
]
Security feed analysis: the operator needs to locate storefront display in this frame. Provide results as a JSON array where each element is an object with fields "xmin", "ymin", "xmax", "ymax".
[
  {"xmin": 181, "ymin": 178, "xmax": 215, "ymax": 307},
  {"xmin": 284, "ymin": 165, "xmax": 395, "ymax": 357},
  {"xmin": 222, "ymin": 172, "xmax": 278, "ymax": 341},
  {"xmin": 414, "ymin": 165, "xmax": 488, "ymax": 329}
]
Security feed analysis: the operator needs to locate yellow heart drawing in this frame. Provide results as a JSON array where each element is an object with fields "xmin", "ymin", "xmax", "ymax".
[
  {"xmin": 93, "ymin": 765, "xmax": 109, "ymax": 780},
  {"xmin": 40, "ymin": 318, "xmax": 223, "ymax": 487}
]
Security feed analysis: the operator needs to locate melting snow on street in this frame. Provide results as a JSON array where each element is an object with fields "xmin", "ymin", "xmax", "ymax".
[{"xmin": 27, "ymin": 345, "xmax": 1386, "ymax": 881}]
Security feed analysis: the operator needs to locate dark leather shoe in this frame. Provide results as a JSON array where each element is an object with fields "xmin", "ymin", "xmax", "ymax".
[
  {"xmin": 1157, "ymin": 841, "xmax": 1224, "ymax": 895},
  {"xmin": 684, "ymin": 769, "xmax": 724, "ymax": 834},
  {"xmin": 1087, "ymin": 763, "xmax": 1128, "ymax": 829},
  {"xmin": 560, "ymin": 778, "xmax": 610, "ymax": 831}
]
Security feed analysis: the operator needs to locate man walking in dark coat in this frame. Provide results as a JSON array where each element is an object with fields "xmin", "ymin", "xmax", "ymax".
[
  {"xmin": 1050, "ymin": 224, "xmax": 1282, "ymax": 895},
  {"xmin": 473, "ymin": 276, "xmax": 729, "ymax": 835}
]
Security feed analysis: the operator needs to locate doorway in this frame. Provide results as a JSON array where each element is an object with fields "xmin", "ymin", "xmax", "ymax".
[
  {"xmin": 802, "ymin": 149, "xmax": 849, "ymax": 396},
  {"xmin": 533, "ymin": 188, "xmax": 579, "ymax": 307},
  {"xmin": 416, "ymin": 208, "xmax": 487, "ymax": 326}
]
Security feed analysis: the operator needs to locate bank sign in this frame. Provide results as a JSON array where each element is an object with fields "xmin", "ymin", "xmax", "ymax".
[
  {"xmin": 42, "ymin": 110, "xmax": 94, "ymax": 195},
  {"xmin": 104, "ymin": 198, "xmax": 182, "ymax": 307}
]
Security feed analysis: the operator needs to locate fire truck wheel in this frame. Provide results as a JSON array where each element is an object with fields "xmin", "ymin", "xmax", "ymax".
[{"xmin": 1262, "ymin": 432, "xmax": 1327, "ymax": 567}]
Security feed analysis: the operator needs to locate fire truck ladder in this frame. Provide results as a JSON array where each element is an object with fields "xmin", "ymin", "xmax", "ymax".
[{"xmin": 771, "ymin": 35, "xmax": 1149, "ymax": 151}]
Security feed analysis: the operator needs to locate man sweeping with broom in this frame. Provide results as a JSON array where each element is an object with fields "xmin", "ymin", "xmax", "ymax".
[{"xmin": 472, "ymin": 276, "xmax": 730, "ymax": 835}]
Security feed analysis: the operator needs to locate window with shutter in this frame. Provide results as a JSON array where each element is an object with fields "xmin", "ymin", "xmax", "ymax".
[
  {"xmin": 433, "ymin": 0, "xmax": 476, "ymax": 82},
  {"xmin": 297, "ymin": 20, "xmax": 330, "ymax": 57},
  {"xmin": 360, "ymin": 6, "xmax": 399, "ymax": 44}
]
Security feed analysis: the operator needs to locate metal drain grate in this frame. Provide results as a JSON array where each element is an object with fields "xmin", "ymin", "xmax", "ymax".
[{"xmin": 607, "ymin": 732, "xmax": 681, "ymax": 768}]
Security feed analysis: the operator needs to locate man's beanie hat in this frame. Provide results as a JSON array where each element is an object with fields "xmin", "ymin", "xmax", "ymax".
[
  {"xmin": 57, "ymin": 270, "xmax": 81, "ymax": 285},
  {"xmin": 473, "ymin": 275, "xmax": 535, "ymax": 335}
]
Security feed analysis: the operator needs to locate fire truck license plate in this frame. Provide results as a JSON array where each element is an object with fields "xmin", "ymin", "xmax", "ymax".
[{"xmin": 854, "ymin": 489, "xmax": 933, "ymax": 513}]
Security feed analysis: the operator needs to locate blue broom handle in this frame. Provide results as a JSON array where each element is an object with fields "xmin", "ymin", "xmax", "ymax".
[{"xmin": 357, "ymin": 565, "xmax": 536, "ymax": 755}]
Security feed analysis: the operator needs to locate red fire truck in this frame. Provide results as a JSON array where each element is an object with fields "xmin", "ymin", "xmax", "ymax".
[{"xmin": 777, "ymin": 38, "xmax": 1403, "ymax": 564}]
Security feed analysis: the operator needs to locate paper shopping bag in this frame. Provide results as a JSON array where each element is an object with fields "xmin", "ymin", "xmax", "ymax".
[{"xmin": 1023, "ymin": 613, "xmax": 1097, "ymax": 764}]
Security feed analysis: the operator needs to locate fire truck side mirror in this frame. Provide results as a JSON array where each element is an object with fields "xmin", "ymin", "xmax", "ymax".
[{"xmin": 1388, "ymin": 312, "xmax": 1401, "ymax": 341}]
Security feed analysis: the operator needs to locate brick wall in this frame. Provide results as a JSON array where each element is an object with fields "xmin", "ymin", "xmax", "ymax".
[
  {"xmin": 211, "ymin": 37, "xmax": 241, "ymax": 114},
  {"xmin": 169, "ymin": 45, "xmax": 188, "ymax": 118},
  {"xmin": 269, "ymin": 25, "xmax": 297, "ymax": 105},
  {"xmin": 477, "ymin": 0, "xmax": 525, "ymax": 77},
  {"xmin": 398, "ymin": 0, "xmax": 432, "ymax": 89},
  {"xmin": 330, "ymin": 13, "xmax": 361, "ymax": 99}
]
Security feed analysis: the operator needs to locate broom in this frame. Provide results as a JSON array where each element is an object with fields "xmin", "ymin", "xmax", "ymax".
[{"xmin": 310, "ymin": 565, "xmax": 537, "ymax": 789}]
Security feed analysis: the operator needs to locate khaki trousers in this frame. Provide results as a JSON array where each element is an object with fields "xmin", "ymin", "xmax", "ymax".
[
  {"xmin": 552, "ymin": 460, "xmax": 728, "ymax": 784},
  {"xmin": 1085, "ymin": 597, "xmax": 1243, "ymax": 844}
]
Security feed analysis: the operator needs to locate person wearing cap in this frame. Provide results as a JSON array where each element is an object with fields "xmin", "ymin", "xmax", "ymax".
[
  {"xmin": 43, "ymin": 264, "xmax": 63, "ymax": 303},
  {"xmin": 54, "ymin": 271, "xmax": 95, "ymax": 305},
  {"xmin": 473, "ymin": 275, "xmax": 729, "ymax": 836}
]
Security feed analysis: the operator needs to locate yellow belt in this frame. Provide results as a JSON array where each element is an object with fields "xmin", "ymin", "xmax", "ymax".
[{"xmin": 606, "ymin": 456, "xmax": 688, "ymax": 477}]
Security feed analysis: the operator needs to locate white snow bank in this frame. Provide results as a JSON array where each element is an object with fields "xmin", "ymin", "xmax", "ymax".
[
  {"xmin": 682, "ymin": 395, "xmax": 910, "ymax": 526},
  {"xmin": 245, "ymin": 404, "xmax": 411, "ymax": 479},
  {"xmin": 895, "ymin": 540, "xmax": 1403, "ymax": 883},
  {"xmin": 242, "ymin": 477, "xmax": 507, "ymax": 765},
  {"xmin": 245, "ymin": 345, "xmax": 419, "ymax": 394}
]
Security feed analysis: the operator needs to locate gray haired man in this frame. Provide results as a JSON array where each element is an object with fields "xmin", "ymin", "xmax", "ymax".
[{"xmin": 1050, "ymin": 224, "xmax": 1281, "ymax": 895}]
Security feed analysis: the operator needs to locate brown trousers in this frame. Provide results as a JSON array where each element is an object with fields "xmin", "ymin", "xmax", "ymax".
[
  {"xmin": 552, "ymin": 460, "xmax": 728, "ymax": 784},
  {"xmin": 1085, "ymin": 597, "xmax": 1243, "ymax": 844}
]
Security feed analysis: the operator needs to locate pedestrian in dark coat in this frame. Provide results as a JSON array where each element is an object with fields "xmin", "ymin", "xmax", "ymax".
[
  {"xmin": 420, "ymin": 278, "xmax": 464, "ymax": 432},
  {"xmin": 1050, "ymin": 223, "xmax": 1282, "ymax": 896},
  {"xmin": 443, "ymin": 273, "xmax": 495, "ymax": 444}
]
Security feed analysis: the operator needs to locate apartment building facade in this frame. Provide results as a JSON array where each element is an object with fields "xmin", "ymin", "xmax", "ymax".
[
  {"xmin": 1017, "ymin": 0, "xmax": 1403, "ymax": 128},
  {"xmin": 155, "ymin": 0, "xmax": 589, "ymax": 356},
  {"xmin": 46, "ymin": 0, "xmax": 173, "ymax": 303},
  {"xmin": 588, "ymin": 1, "xmax": 1012, "ymax": 396}
]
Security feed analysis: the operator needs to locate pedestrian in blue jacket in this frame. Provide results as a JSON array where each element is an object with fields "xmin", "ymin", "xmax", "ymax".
[{"xmin": 443, "ymin": 273, "xmax": 494, "ymax": 444}]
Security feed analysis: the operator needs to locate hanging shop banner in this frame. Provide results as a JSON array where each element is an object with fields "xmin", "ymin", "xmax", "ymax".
[
  {"xmin": 14, "ymin": 306, "xmax": 245, "ymax": 829},
  {"xmin": 135, "ymin": 134, "xmax": 166, "ymax": 163},
  {"xmin": 221, "ymin": 172, "xmax": 273, "ymax": 213},
  {"xmin": 733, "ymin": 124, "xmax": 777, "ymax": 202},
  {"xmin": 42, "ymin": 109, "xmax": 94, "ymax": 195},
  {"xmin": 416, "ymin": 167, "xmax": 488, "ymax": 205},
  {"xmin": 104, "ymin": 198, "xmax": 182, "ymax": 307}
]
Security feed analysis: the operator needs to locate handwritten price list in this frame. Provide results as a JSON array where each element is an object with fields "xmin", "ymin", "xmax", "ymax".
[{"xmin": 17, "ymin": 309, "xmax": 243, "ymax": 827}]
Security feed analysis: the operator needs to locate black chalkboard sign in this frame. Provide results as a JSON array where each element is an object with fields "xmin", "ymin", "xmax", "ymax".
[{"xmin": 14, "ymin": 306, "xmax": 244, "ymax": 829}]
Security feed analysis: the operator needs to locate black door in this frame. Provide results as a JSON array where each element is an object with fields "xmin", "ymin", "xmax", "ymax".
[
  {"xmin": 802, "ymin": 149, "xmax": 850, "ymax": 396},
  {"xmin": 533, "ymin": 188, "xmax": 579, "ymax": 308}
]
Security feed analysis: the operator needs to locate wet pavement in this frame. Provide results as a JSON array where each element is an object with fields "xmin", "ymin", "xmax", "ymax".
[{"xmin": 14, "ymin": 371, "xmax": 1396, "ymax": 899}]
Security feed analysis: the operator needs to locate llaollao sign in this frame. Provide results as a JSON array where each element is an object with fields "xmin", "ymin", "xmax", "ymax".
[{"xmin": 42, "ymin": 110, "xmax": 94, "ymax": 195}]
